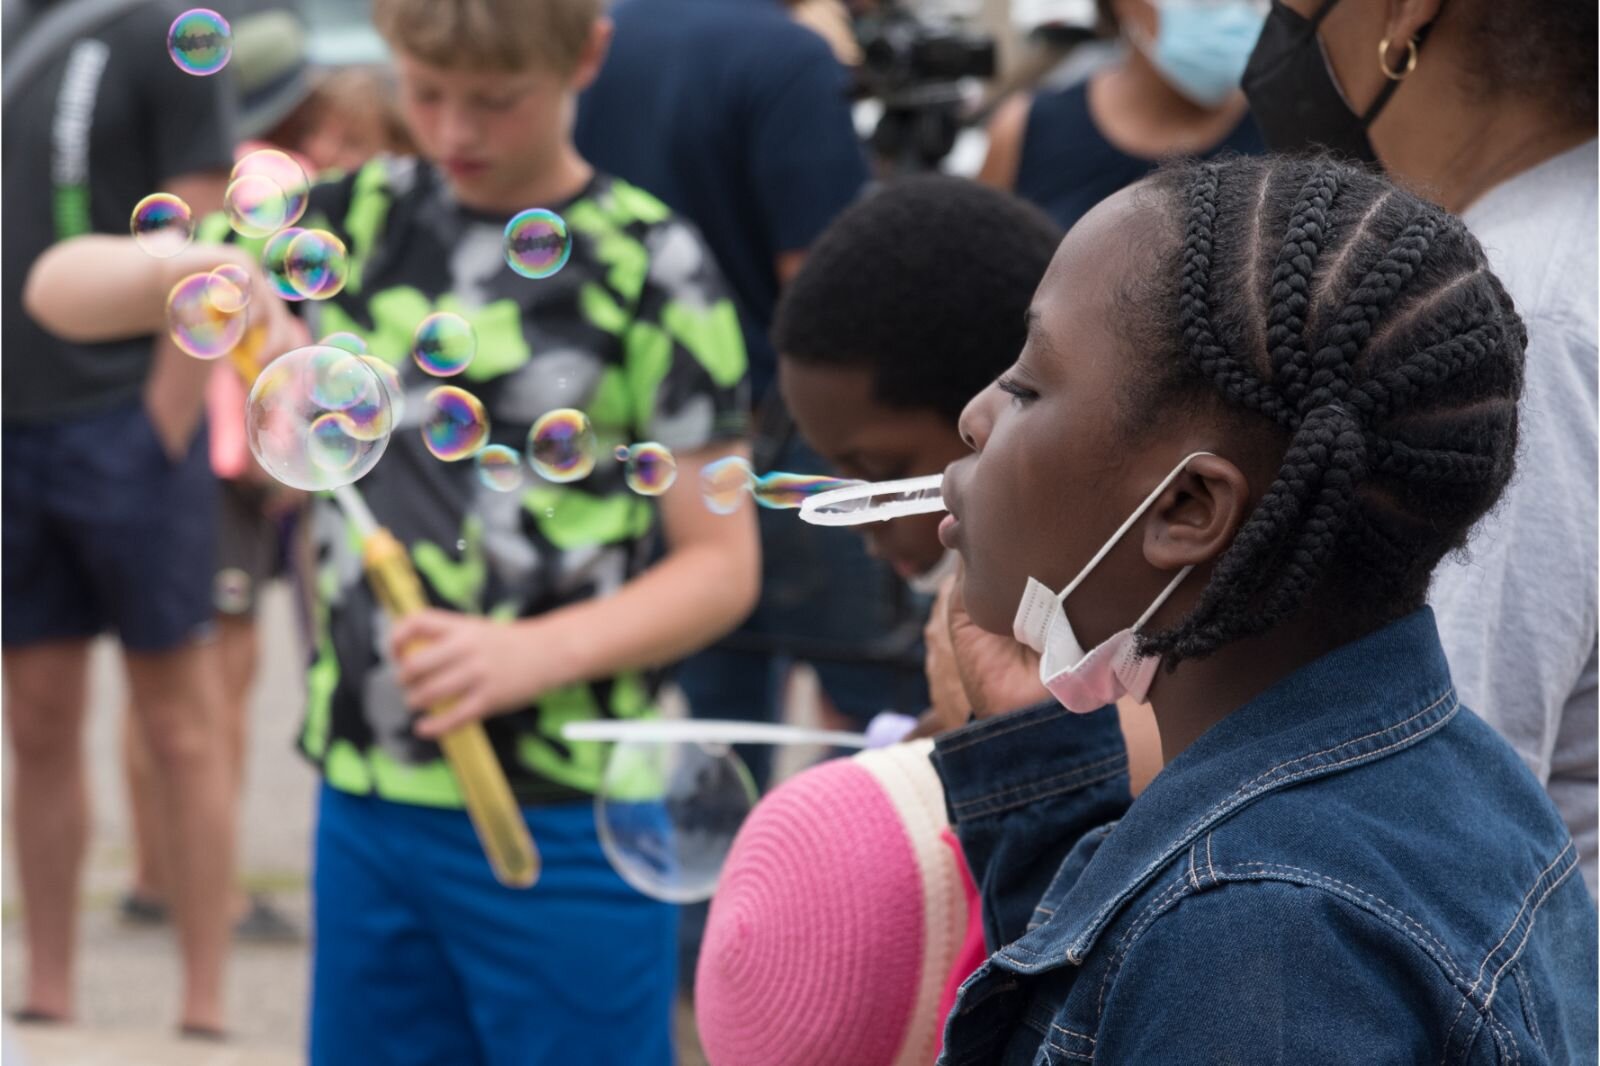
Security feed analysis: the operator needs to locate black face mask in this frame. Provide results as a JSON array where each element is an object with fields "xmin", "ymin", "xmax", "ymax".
[{"xmin": 1242, "ymin": 0, "xmax": 1431, "ymax": 165}]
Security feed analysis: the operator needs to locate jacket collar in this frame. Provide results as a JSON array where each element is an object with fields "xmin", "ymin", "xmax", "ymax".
[{"xmin": 997, "ymin": 608, "xmax": 1460, "ymax": 971}]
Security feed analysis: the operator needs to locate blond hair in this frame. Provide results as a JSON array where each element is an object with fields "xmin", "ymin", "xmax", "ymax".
[{"xmin": 372, "ymin": 0, "xmax": 601, "ymax": 74}]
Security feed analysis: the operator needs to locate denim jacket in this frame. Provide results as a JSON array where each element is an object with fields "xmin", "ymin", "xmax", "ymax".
[{"xmin": 931, "ymin": 610, "xmax": 1597, "ymax": 1064}]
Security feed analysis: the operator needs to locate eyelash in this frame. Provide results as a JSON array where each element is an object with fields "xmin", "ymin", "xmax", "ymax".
[{"xmin": 996, "ymin": 376, "xmax": 1038, "ymax": 402}]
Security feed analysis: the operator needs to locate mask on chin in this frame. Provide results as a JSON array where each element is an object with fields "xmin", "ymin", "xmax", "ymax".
[{"xmin": 1012, "ymin": 453, "xmax": 1213, "ymax": 713}]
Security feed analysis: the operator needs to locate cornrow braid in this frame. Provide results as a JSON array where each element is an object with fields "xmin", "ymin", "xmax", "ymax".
[{"xmin": 1133, "ymin": 156, "xmax": 1526, "ymax": 666}]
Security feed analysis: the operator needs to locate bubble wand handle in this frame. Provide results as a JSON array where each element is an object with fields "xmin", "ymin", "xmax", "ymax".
[
  {"xmin": 797, "ymin": 473, "xmax": 946, "ymax": 527},
  {"xmin": 337, "ymin": 494, "xmax": 540, "ymax": 889}
]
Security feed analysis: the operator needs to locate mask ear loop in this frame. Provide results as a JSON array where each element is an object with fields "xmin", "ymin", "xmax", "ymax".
[{"xmin": 1053, "ymin": 451, "xmax": 1217, "ymax": 609}]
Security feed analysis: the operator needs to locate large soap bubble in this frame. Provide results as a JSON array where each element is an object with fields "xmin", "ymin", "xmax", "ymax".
[{"xmin": 246, "ymin": 345, "xmax": 394, "ymax": 491}]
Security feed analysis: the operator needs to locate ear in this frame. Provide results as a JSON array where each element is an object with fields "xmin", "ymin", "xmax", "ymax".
[
  {"xmin": 1140, "ymin": 453, "xmax": 1252, "ymax": 572},
  {"xmin": 1383, "ymin": 0, "xmax": 1443, "ymax": 62},
  {"xmin": 570, "ymin": 17, "xmax": 613, "ymax": 93}
]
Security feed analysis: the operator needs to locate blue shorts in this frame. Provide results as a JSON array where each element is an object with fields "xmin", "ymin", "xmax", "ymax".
[
  {"xmin": 310, "ymin": 783, "xmax": 678, "ymax": 1066},
  {"xmin": 2, "ymin": 402, "xmax": 216, "ymax": 652}
]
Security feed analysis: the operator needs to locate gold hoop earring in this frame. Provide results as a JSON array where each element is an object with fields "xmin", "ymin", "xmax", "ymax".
[{"xmin": 1379, "ymin": 35, "xmax": 1418, "ymax": 80}]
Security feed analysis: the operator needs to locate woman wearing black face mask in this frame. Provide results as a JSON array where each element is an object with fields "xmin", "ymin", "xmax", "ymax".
[{"xmin": 1246, "ymin": 0, "xmax": 1600, "ymax": 897}]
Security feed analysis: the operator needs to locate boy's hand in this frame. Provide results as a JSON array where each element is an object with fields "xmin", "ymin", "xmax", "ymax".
[
  {"xmin": 939, "ymin": 562, "xmax": 1049, "ymax": 719},
  {"xmin": 392, "ymin": 611, "xmax": 561, "ymax": 738}
]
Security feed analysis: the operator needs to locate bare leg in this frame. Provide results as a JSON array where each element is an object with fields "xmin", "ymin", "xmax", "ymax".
[
  {"xmin": 4, "ymin": 640, "xmax": 92, "ymax": 1020},
  {"xmin": 123, "ymin": 706, "xmax": 167, "ymax": 904},
  {"xmin": 123, "ymin": 639, "xmax": 236, "ymax": 1032},
  {"xmin": 215, "ymin": 615, "xmax": 257, "ymax": 792}
]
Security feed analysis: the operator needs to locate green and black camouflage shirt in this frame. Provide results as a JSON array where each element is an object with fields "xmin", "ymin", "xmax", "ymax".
[{"xmin": 214, "ymin": 157, "xmax": 748, "ymax": 807}]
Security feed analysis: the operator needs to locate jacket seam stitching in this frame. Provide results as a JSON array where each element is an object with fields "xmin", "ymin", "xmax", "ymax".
[
  {"xmin": 954, "ymin": 763, "xmax": 1129, "ymax": 820},
  {"xmin": 949, "ymin": 753, "xmax": 1130, "ymax": 813}
]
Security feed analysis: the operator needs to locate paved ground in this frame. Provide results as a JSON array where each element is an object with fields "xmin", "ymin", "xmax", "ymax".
[{"xmin": 1, "ymin": 584, "xmax": 834, "ymax": 1065}]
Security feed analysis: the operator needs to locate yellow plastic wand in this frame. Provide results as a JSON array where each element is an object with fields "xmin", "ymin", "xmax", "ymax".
[{"xmin": 338, "ymin": 504, "xmax": 541, "ymax": 888}]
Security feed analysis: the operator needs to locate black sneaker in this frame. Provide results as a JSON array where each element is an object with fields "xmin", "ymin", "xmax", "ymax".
[
  {"xmin": 234, "ymin": 894, "xmax": 302, "ymax": 944},
  {"xmin": 118, "ymin": 891, "xmax": 168, "ymax": 926}
]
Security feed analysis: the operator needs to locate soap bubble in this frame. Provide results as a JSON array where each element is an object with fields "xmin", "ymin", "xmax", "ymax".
[
  {"xmin": 166, "ymin": 271, "xmax": 246, "ymax": 359},
  {"xmin": 613, "ymin": 445, "xmax": 631, "ymax": 462},
  {"xmin": 503, "ymin": 208, "xmax": 572, "ymax": 280},
  {"xmin": 246, "ymin": 345, "xmax": 393, "ymax": 490},
  {"xmin": 167, "ymin": 8, "xmax": 231, "ymax": 75},
  {"xmin": 206, "ymin": 263, "xmax": 251, "ymax": 313},
  {"xmin": 224, "ymin": 173, "xmax": 287, "ymax": 239},
  {"xmin": 231, "ymin": 148, "xmax": 309, "ymax": 229},
  {"xmin": 622, "ymin": 443, "xmax": 677, "ymax": 496},
  {"xmin": 412, "ymin": 312, "xmax": 476, "ymax": 377},
  {"xmin": 262, "ymin": 227, "xmax": 309, "ymax": 301},
  {"xmin": 359, "ymin": 355, "xmax": 406, "ymax": 424},
  {"xmin": 320, "ymin": 331, "xmax": 367, "ymax": 355},
  {"xmin": 753, "ymin": 472, "xmax": 858, "ymax": 509},
  {"xmin": 284, "ymin": 228, "xmax": 349, "ymax": 300},
  {"xmin": 130, "ymin": 193, "xmax": 193, "ymax": 257},
  {"xmin": 595, "ymin": 739, "xmax": 758, "ymax": 903},
  {"xmin": 526, "ymin": 408, "xmax": 597, "ymax": 483},
  {"xmin": 700, "ymin": 456, "xmax": 755, "ymax": 515},
  {"xmin": 422, "ymin": 386, "xmax": 490, "ymax": 461},
  {"xmin": 475, "ymin": 445, "xmax": 525, "ymax": 492}
]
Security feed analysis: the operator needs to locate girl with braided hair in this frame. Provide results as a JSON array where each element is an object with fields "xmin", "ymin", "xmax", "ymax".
[{"xmin": 928, "ymin": 153, "xmax": 1596, "ymax": 1063}]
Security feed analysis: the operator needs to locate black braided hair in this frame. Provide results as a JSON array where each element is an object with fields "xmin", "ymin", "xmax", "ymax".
[{"xmin": 1126, "ymin": 155, "xmax": 1526, "ymax": 666}]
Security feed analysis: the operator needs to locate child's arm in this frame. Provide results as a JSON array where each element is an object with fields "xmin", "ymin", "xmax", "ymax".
[
  {"xmin": 23, "ymin": 235, "xmax": 291, "ymax": 345},
  {"xmin": 392, "ymin": 442, "xmax": 761, "ymax": 736}
]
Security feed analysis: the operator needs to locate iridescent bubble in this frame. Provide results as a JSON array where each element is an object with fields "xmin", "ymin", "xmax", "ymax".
[
  {"xmin": 206, "ymin": 263, "xmax": 251, "ymax": 313},
  {"xmin": 422, "ymin": 386, "xmax": 490, "ymax": 461},
  {"xmin": 359, "ymin": 355, "xmax": 406, "ymax": 424},
  {"xmin": 246, "ymin": 345, "xmax": 393, "ymax": 490},
  {"xmin": 503, "ymin": 208, "xmax": 572, "ymax": 280},
  {"xmin": 224, "ymin": 173, "xmax": 288, "ymax": 239},
  {"xmin": 167, "ymin": 8, "xmax": 231, "ymax": 76},
  {"xmin": 623, "ymin": 442, "xmax": 677, "ymax": 496},
  {"xmin": 754, "ymin": 472, "xmax": 858, "ymax": 509},
  {"xmin": 596, "ymin": 739, "xmax": 758, "ymax": 903},
  {"xmin": 166, "ymin": 271, "xmax": 246, "ymax": 359},
  {"xmin": 262, "ymin": 227, "xmax": 308, "ymax": 302},
  {"xmin": 412, "ymin": 313, "xmax": 476, "ymax": 377},
  {"xmin": 613, "ymin": 445, "xmax": 631, "ymax": 463},
  {"xmin": 231, "ymin": 148, "xmax": 309, "ymax": 228},
  {"xmin": 284, "ymin": 228, "xmax": 349, "ymax": 300},
  {"xmin": 320, "ymin": 331, "xmax": 367, "ymax": 355},
  {"xmin": 130, "ymin": 193, "xmax": 193, "ymax": 258},
  {"xmin": 475, "ymin": 445, "xmax": 525, "ymax": 492},
  {"xmin": 700, "ymin": 456, "xmax": 755, "ymax": 515},
  {"xmin": 527, "ymin": 409, "xmax": 597, "ymax": 483}
]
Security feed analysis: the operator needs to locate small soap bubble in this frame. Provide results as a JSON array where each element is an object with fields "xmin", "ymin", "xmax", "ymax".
[
  {"xmin": 503, "ymin": 208, "xmax": 572, "ymax": 280},
  {"xmin": 166, "ymin": 272, "xmax": 246, "ymax": 359},
  {"xmin": 167, "ymin": 8, "xmax": 231, "ymax": 76},
  {"xmin": 284, "ymin": 228, "xmax": 349, "ymax": 300},
  {"xmin": 320, "ymin": 331, "xmax": 367, "ymax": 355},
  {"xmin": 412, "ymin": 312, "xmax": 476, "ymax": 377},
  {"xmin": 596, "ymin": 739, "xmax": 758, "ymax": 903},
  {"xmin": 623, "ymin": 443, "xmax": 677, "ymax": 496},
  {"xmin": 246, "ymin": 345, "xmax": 393, "ymax": 490},
  {"xmin": 613, "ymin": 445, "xmax": 631, "ymax": 463},
  {"xmin": 262, "ymin": 227, "xmax": 309, "ymax": 301},
  {"xmin": 130, "ymin": 193, "xmax": 193, "ymax": 257},
  {"xmin": 224, "ymin": 173, "xmax": 288, "ymax": 239},
  {"xmin": 359, "ymin": 355, "xmax": 406, "ymax": 424},
  {"xmin": 753, "ymin": 472, "xmax": 858, "ymax": 510},
  {"xmin": 700, "ymin": 456, "xmax": 755, "ymax": 515},
  {"xmin": 206, "ymin": 263, "xmax": 251, "ymax": 313},
  {"xmin": 475, "ymin": 445, "xmax": 525, "ymax": 492},
  {"xmin": 422, "ymin": 386, "xmax": 490, "ymax": 461},
  {"xmin": 231, "ymin": 148, "xmax": 309, "ymax": 228},
  {"xmin": 527, "ymin": 408, "xmax": 597, "ymax": 483}
]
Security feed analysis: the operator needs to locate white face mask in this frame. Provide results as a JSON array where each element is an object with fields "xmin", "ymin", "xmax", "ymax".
[
  {"xmin": 1012, "ymin": 453, "xmax": 1213, "ymax": 713},
  {"xmin": 906, "ymin": 547, "xmax": 960, "ymax": 596}
]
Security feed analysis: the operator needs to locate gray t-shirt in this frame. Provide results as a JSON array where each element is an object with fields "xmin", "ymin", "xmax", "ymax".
[
  {"xmin": 0, "ymin": 0, "xmax": 235, "ymax": 426},
  {"xmin": 1432, "ymin": 140, "xmax": 1599, "ymax": 894}
]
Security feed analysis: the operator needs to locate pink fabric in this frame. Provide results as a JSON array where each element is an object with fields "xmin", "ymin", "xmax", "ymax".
[
  {"xmin": 936, "ymin": 828, "xmax": 987, "ymax": 1054},
  {"xmin": 696, "ymin": 758, "xmax": 923, "ymax": 1066},
  {"xmin": 207, "ymin": 365, "xmax": 250, "ymax": 478}
]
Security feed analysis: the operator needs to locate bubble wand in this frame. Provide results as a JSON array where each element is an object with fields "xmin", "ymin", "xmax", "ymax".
[{"xmin": 332, "ymin": 483, "xmax": 541, "ymax": 888}]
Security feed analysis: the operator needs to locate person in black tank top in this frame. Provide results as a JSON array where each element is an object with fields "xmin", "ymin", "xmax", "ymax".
[{"xmin": 978, "ymin": 0, "xmax": 1266, "ymax": 232}]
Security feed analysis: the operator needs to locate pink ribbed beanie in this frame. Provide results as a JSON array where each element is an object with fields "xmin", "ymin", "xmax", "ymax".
[{"xmin": 695, "ymin": 739, "xmax": 971, "ymax": 1066}]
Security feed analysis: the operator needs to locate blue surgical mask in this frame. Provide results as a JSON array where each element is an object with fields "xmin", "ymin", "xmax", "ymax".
[{"xmin": 1134, "ymin": 0, "xmax": 1268, "ymax": 108}]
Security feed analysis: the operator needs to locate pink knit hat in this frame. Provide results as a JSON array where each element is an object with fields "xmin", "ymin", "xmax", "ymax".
[{"xmin": 695, "ymin": 739, "xmax": 975, "ymax": 1066}]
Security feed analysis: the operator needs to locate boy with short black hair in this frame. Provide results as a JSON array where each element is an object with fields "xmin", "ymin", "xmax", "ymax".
[{"xmin": 25, "ymin": 0, "xmax": 760, "ymax": 1059}]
